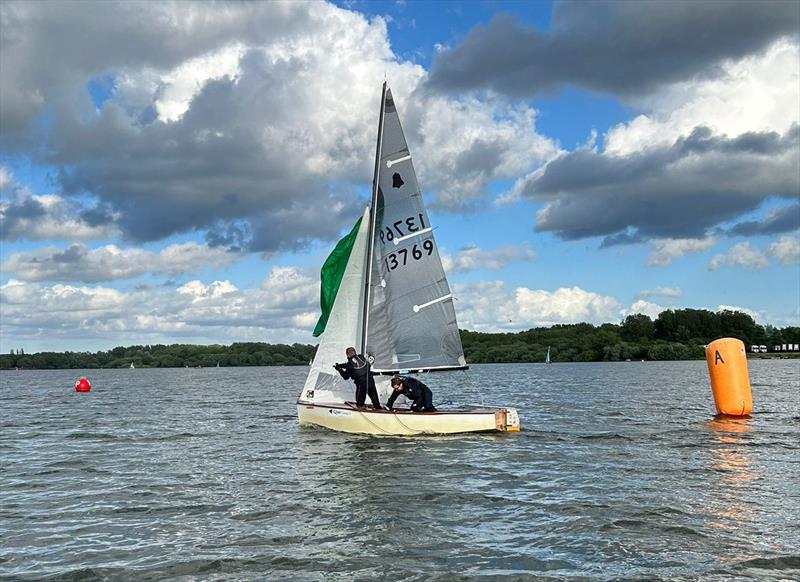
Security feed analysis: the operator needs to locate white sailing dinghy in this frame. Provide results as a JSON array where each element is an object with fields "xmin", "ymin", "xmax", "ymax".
[{"xmin": 297, "ymin": 83, "xmax": 520, "ymax": 436}]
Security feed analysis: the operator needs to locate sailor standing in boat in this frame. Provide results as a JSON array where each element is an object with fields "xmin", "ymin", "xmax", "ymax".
[
  {"xmin": 386, "ymin": 375, "xmax": 437, "ymax": 412},
  {"xmin": 334, "ymin": 347, "xmax": 382, "ymax": 410}
]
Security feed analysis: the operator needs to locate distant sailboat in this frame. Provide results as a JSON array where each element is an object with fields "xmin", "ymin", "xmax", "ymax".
[
  {"xmin": 297, "ymin": 83, "xmax": 520, "ymax": 435},
  {"xmin": 129, "ymin": 362, "xmax": 135, "ymax": 369},
  {"xmin": 545, "ymin": 346, "xmax": 552, "ymax": 365}
]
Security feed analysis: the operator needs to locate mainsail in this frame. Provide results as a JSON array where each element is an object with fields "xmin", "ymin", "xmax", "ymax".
[{"xmin": 365, "ymin": 86, "xmax": 466, "ymax": 373}]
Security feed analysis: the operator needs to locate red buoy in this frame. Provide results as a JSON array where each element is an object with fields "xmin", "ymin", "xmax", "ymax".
[{"xmin": 75, "ymin": 377, "xmax": 91, "ymax": 392}]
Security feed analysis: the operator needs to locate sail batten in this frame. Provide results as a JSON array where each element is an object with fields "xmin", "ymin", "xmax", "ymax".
[
  {"xmin": 371, "ymin": 365, "xmax": 470, "ymax": 375},
  {"xmin": 386, "ymin": 155, "xmax": 411, "ymax": 167},
  {"xmin": 391, "ymin": 227, "xmax": 432, "ymax": 246}
]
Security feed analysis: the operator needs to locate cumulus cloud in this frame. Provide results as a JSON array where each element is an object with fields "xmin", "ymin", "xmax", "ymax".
[
  {"xmin": 722, "ymin": 203, "xmax": 800, "ymax": 237},
  {"xmin": 0, "ymin": 190, "xmax": 118, "ymax": 241},
  {"xmin": 405, "ymin": 94, "xmax": 556, "ymax": 209},
  {"xmin": 634, "ymin": 287, "xmax": 682, "ymax": 301},
  {"xmin": 518, "ymin": 125, "xmax": 799, "ymax": 242},
  {"xmin": 624, "ymin": 300, "xmax": 665, "ymax": 320},
  {"xmin": 1, "ymin": 0, "xmax": 556, "ymax": 251},
  {"xmin": 428, "ymin": 1, "xmax": 799, "ymax": 98},
  {"xmin": 0, "ymin": 166, "xmax": 11, "ymax": 190},
  {"xmin": 648, "ymin": 237, "xmax": 717, "ymax": 267},
  {"xmin": 0, "ymin": 1, "xmax": 310, "ymax": 133},
  {"xmin": 768, "ymin": 235, "xmax": 800, "ymax": 265},
  {"xmin": 495, "ymin": 35, "xmax": 800, "ymax": 246},
  {"xmin": 2, "ymin": 242, "xmax": 239, "ymax": 283},
  {"xmin": 177, "ymin": 279, "xmax": 238, "ymax": 300},
  {"xmin": 441, "ymin": 243, "xmax": 535, "ymax": 274},
  {"xmin": 717, "ymin": 304, "xmax": 762, "ymax": 320},
  {"xmin": 1, "ymin": 279, "xmax": 139, "ymax": 336},
  {"xmin": 258, "ymin": 266, "xmax": 319, "ymax": 309},
  {"xmin": 603, "ymin": 39, "xmax": 800, "ymax": 156},
  {"xmin": 453, "ymin": 281, "xmax": 622, "ymax": 331},
  {"xmin": 152, "ymin": 45, "xmax": 245, "ymax": 123},
  {"xmin": 709, "ymin": 242, "xmax": 769, "ymax": 271},
  {"xmin": 0, "ymin": 266, "xmax": 320, "ymax": 346}
]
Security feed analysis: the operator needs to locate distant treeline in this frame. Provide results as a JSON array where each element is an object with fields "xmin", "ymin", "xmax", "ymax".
[
  {"xmin": 1, "ymin": 342, "xmax": 316, "ymax": 370},
  {"xmin": 463, "ymin": 309, "xmax": 800, "ymax": 363},
  {"xmin": 2, "ymin": 309, "xmax": 799, "ymax": 369}
]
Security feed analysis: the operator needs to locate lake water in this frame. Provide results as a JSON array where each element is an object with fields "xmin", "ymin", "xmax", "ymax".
[{"xmin": 1, "ymin": 361, "xmax": 798, "ymax": 581}]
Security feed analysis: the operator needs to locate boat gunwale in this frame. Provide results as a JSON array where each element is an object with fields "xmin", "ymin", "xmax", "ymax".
[{"xmin": 296, "ymin": 401, "xmax": 508, "ymax": 416}]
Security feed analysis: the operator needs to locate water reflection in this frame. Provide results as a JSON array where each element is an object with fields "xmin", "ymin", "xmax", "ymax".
[{"xmin": 704, "ymin": 416, "xmax": 756, "ymax": 536}]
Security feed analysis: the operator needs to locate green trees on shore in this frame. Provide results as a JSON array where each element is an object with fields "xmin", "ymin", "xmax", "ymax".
[
  {"xmin": 462, "ymin": 309, "xmax": 799, "ymax": 363},
  {"xmin": 1, "ymin": 342, "xmax": 316, "ymax": 370},
  {"xmin": 2, "ymin": 309, "xmax": 798, "ymax": 369}
]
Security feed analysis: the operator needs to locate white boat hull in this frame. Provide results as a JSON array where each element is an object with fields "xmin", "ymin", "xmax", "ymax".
[{"xmin": 297, "ymin": 402, "xmax": 520, "ymax": 436}]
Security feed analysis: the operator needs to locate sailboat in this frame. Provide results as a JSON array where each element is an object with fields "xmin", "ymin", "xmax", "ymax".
[
  {"xmin": 545, "ymin": 346, "xmax": 551, "ymax": 365},
  {"xmin": 129, "ymin": 362, "xmax": 135, "ymax": 369},
  {"xmin": 297, "ymin": 83, "xmax": 520, "ymax": 435}
]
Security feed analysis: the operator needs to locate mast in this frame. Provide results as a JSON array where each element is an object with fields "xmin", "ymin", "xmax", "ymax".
[{"xmin": 360, "ymin": 81, "xmax": 387, "ymax": 355}]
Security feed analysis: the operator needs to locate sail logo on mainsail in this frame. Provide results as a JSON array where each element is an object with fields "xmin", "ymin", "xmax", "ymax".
[{"xmin": 392, "ymin": 173, "xmax": 404, "ymax": 188}]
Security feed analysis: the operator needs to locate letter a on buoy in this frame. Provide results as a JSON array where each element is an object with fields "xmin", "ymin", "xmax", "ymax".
[{"xmin": 705, "ymin": 338, "xmax": 752, "ymax": 417}]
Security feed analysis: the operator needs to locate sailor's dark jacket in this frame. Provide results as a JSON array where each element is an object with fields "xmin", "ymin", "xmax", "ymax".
[{"xmin": 386, "ymin": 376, "xmax": 429, "ymax": 410}]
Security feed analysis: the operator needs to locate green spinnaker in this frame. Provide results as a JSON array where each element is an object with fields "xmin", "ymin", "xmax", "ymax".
[{"xmin": 312, "ymin": 216, "xmax": 363, "ymax": 337}]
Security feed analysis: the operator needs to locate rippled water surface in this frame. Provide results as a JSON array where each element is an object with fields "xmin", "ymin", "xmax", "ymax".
[{"xmin": 1, "ymin": 361, "xmax": 799, "ymax": 581}]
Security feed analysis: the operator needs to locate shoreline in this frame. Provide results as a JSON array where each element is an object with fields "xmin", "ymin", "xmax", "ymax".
[{"xmin": 3, "ymin": 354, "xmax": 798, "ymax": 371}]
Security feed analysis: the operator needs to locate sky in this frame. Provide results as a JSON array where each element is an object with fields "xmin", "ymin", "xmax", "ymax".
[{"xmin": 0, "ymin": 0, "xmax": 798, "ymax": 353}]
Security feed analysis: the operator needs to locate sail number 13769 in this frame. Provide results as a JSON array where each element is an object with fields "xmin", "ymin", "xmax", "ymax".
[{"xmin": 384, "ymin": 240, "xmax": 434, "ymax": 272}]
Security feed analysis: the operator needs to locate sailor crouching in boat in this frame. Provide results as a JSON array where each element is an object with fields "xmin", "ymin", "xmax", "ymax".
[
  {"xmin": 334, "ymin": 347, "xmax": 383, "ymax": 410},
  {"xmin": 386, "ymin": 375, "xmax": 436, "ymax": 412}
]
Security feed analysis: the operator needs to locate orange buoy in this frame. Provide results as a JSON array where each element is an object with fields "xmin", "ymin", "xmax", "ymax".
[
  {"xmin": 705, "ymin": 338, "xmax": 752, "ymax": 416},
  {"xmin": 75, "ymin": 377, "xmax": 91, "ymax": 392}
]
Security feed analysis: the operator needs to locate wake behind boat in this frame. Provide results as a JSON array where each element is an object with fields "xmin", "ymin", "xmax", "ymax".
[{"xmin": 296, "ymin": 83, "xmax": 520, "ymax": 435}]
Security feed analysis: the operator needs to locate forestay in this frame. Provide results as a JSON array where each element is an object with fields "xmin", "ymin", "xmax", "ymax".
[{"xmin": 365, "ymin": 87, "xmax": 466, "ymax": 373}]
